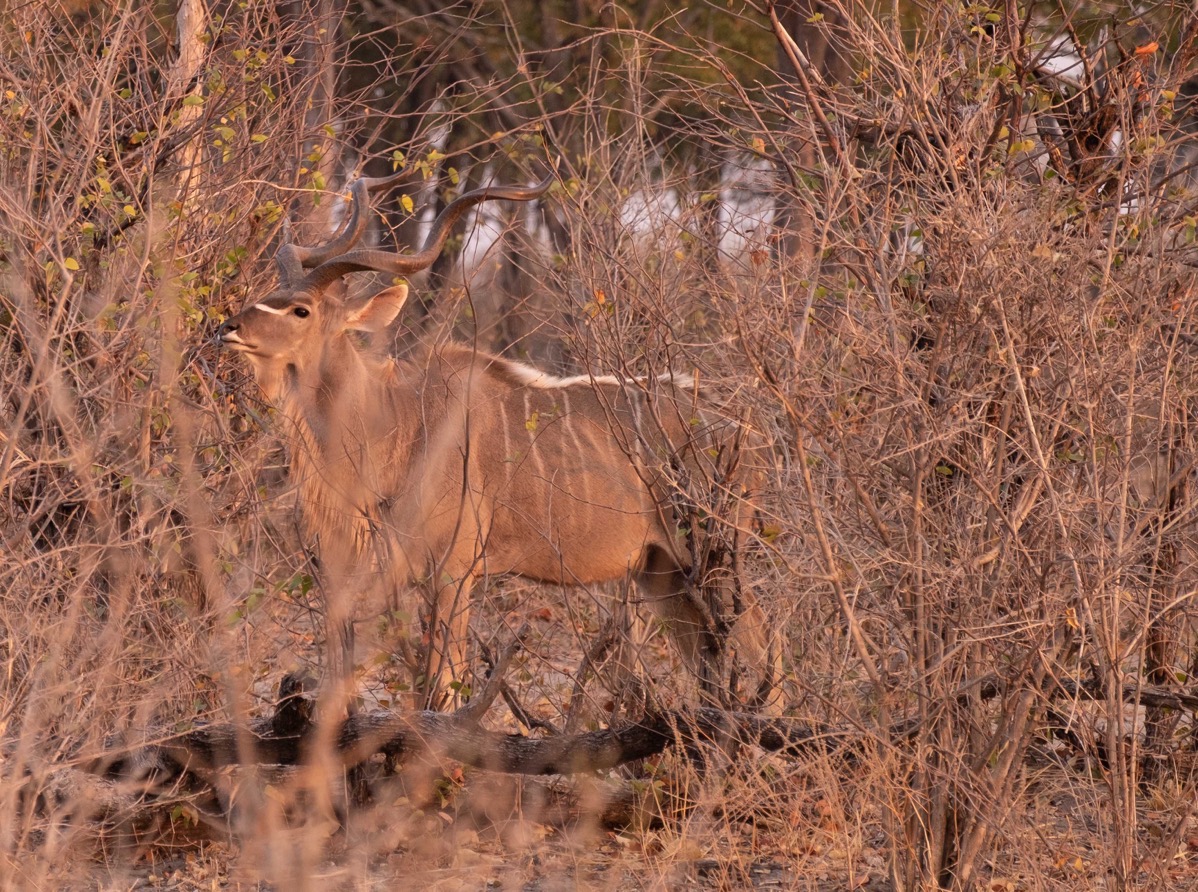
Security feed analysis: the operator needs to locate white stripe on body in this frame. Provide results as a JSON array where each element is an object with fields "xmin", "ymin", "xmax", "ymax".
[{"xmin": 560, "ymin": 390, "xmax": 589, "ymax": 508}]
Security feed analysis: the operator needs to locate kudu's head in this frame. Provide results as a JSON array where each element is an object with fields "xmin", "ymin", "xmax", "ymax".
[{"xmin": 217, "ymin": 170, "xmax": 554, "ymax": 392}]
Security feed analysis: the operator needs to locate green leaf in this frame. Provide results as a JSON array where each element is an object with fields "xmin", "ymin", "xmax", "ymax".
[
  {"xmin": 182, "ymin": 94, "xmax": 204, "ymax": 107},
  {"xmin": 63, "ymin": 257, "xmax": 80, "ymax": 271}
]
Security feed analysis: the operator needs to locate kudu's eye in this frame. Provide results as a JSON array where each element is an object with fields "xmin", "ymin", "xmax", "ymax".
[{"xmin": 293, "ymin": 306, "xmax": 311, "ymax": 318}]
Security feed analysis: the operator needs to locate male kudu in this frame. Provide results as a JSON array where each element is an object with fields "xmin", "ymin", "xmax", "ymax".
[{"xmin": 218, "ymin": 169, "xmax": 778, "ymax": 708}]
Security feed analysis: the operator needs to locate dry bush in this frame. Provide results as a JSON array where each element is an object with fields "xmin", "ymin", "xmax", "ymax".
[
  {"xmin": 4, "ymin": 1, "xmax": 1198, "ymax": 890},
  {"xmin": 0, "ymin": 2, "xmax": 341, "ymax": 883},
  {"xmin": 724, "ymin": 3, "xmax": 1198, "ymax": 889}
]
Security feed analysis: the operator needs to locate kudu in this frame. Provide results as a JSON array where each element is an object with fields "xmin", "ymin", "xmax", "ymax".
[{"xmin": 218, "ymin": 170, "xmax": 777, "ymax": 708}]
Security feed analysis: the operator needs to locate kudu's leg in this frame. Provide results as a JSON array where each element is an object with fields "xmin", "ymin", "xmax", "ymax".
[
  {"xmin": 423, "ymin": 574, "xmax": 475, "ymax": 709},
  {"xmin": 636, "ymin": 546, "xmax": 722, "ymax": 701},
  {"xmin": 602, "ymin": 574, "xmax": 650, "ymax": 716},
  {"xmin": 310, "ymin": 552, "xmax": 363, "ymax": 713},
  {"xmin": 332, "ymin": 618, "xmax": 358, "ymax": 709},
  {"xmin": 727, "ymin": 589, "xmax": 783, "ymax": 715},
  {"xmin": 636, "ymin": 546, "xmax": 781, "ymax": 712}
]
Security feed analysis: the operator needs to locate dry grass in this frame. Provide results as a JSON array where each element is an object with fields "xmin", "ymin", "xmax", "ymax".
[{"xmin": 5, "ymin": 1, "xmax": 1198, "ymax": 890}]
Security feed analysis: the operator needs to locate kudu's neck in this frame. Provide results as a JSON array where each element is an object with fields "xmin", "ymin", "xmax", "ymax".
[{"xmin": 255, "ymin": 335, "xmax": 416, "ymax": 459}]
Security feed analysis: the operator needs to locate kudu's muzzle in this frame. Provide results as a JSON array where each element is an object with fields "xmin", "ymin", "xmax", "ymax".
[{"xmin": 216, "ymin": 317, "xmax": 245, "ymax": 347}]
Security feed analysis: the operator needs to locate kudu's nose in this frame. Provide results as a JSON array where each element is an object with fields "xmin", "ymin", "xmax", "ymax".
[{"xmin": 216, "ymin": 319, "xmax": 238, "ymax": 342}]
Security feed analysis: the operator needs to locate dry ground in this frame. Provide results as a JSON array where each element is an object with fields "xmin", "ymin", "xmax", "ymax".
[{"xmin": 12, "ymin": 577, "xmax": 1198, "ymax": 892}]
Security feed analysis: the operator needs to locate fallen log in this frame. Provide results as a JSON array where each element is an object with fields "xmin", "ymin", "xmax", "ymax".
[
  {"xmin": 34, "ymin": 666, "xmax": 1198, "ymax": 836},
  {"xmin": 155, "ymin": 668, "xmax": 1198, "ymax": 780},
  {"xmin": 156, "ymin": 672, "xmax": 836, "ymax": 778}
]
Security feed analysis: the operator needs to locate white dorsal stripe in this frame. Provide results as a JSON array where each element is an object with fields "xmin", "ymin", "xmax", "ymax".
[
  {"xmin": 502, "ymin": 360, "xmax": 688, "ymax": 390},
  {"xmin": 253, "ymin": 302, "xmax": 291, "ymax": 316}
]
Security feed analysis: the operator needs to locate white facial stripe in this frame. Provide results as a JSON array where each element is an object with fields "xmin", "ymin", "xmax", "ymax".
[{"xmin": 253, "ymin": 303, "xmax": 291, "ymax": 316}]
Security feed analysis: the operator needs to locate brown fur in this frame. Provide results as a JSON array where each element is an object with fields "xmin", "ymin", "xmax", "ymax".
[{"xmin": 221, "ymin": 284, "xmax": 777, "ymax": 708}]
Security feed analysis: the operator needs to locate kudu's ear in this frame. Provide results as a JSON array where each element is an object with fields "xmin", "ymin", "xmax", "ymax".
[{"xmin": 344, "ymin": 283, "xmax": 409, "ymax": 332}]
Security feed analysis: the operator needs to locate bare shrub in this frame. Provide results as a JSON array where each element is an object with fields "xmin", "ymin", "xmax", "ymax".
[{"xmin": 4, "ymin": 1, "xmax": 1198, "ymax": 890}]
